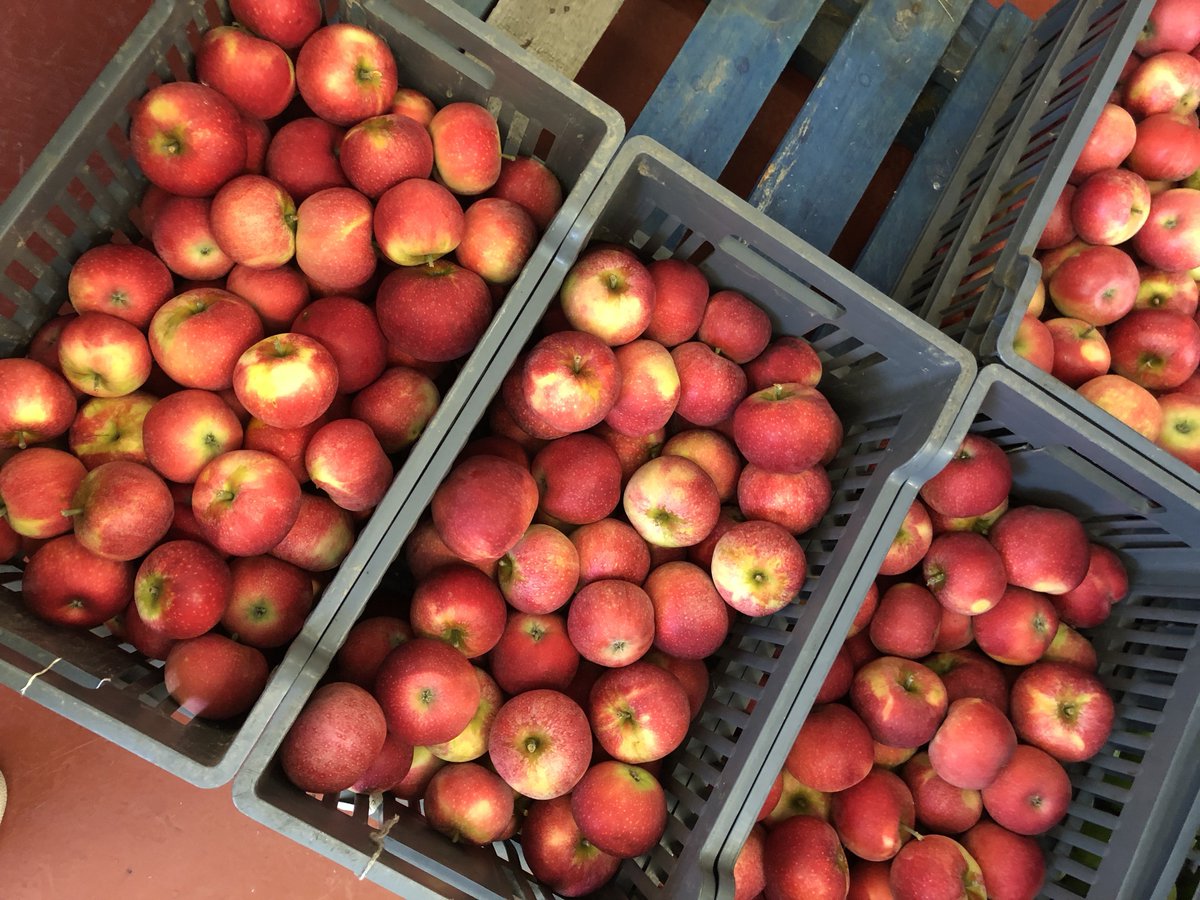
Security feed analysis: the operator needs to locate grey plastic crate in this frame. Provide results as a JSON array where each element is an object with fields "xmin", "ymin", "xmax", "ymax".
[
  {"xmin": 740, "ymin": 363, "xmax": 1200, "ymax": 900},
  {"xmin": 885, "ymin": 0, "xmax": 1200, "ymax": 496},
  {"xmin": 232, "ymin": 136, "xmax": 976, "ymax": 900},
  {"xmin": 0, "ymin": 0, "xmax": 623, "ymax": 787}
]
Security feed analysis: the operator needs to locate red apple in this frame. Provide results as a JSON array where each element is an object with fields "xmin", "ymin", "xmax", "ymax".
[
  {"xmin": 331, "ymin": 616, "xmax": 411, "ymax": 689},
  {"xmin": 429, "ymin": 666, "xmax": 502, "ymax": 763},
  {"xmin": 67, "ymin": 460, "xmax": 173, "ymax": 561},
  {"xmin": 280, "ymin": 681, "xmax": 387, "ymax": 792},
  {"xmin": 68, "ymin": 243, "xmax": 173, "ymax": 329},
  {"xmin": 488, "ymin": 689, "xmax": 591, "ymax": 800},
  {"xmin": 1128, "ymin": 113, "xmax": 1200, "ymax": 181},
  {"xmin": 222, "ymin": 555, "xmax": 313, "ymax": 648},
  {"xmin": 588, "ymin": 661, "xmax": 690, "ymax": 763},
  {"xmin": 192, "ymin": 449, "xmax": 302, "ymax": 556},
  {"xmin": 698, "ymin": 289, "xmax": 771, "ymax": 364},
  {"xmin": 497, "ymin": 524, "xmax": 579, "ymax": 614},
  {"xmin": 734, "ymin": 825, "xmax": 768, "ymax": 900},
  {"xmin": 850, "ymin": 656, "xmax": 949, "ymax": 747},
  {"xmin": 351, "ymin": 366, "xmax": 439, "ymax": 454},
  {"xmin": 1108, "ymin": 309, "xmax": 1200, "ymax": 390},
  {"xmin": 571, "ymin": 761, "xmax": 667, "ymax": 859},
  {"xmin": 431, "ymin": 454, "xmax": 539, "ymax": 562},
  {"xmin": 424, "ymin": 762, "xmax": 515, "ymax": 845},
  {"xmin": 22, "ymin": 534, "xmax": 133, "ymax": 628},
  {"xmin": 973, "ymin": 586, "xmax": 1059, "ymax": 666},
  {"xmin": 58, "ymin": 312, "xmax": 151, "ymax": 398},
  {"xmin": 735, "ymin": 461, "xmax": 832, "ymax": 538},
  {"xmin": 225, "ymin": 264, "xmax": 310, "ymax": 332},
  {"xmin": 1010, "ymin": 661, "xmax": 1114, "ymax": 763},
  {"xmin": 567, "ymin": 579, "xmax": 656, "ymax": 667},
  {"xmin": 294, "ymin": 187, "xmax": 375, "ymax": 291},
  {"xmin": 1047, "ymin": 244, "xmax": 1139, "ymax": 326},
  {"xmin": 1136, "ymin": 0, "xmax": 1200, "ymax": 54},
  {"xmin": 456, "ymin": 197, "xmax": 538, "ymax": 285},
  {"xmin": 305, "ymin": 418, "xmax": 393, "ymax": 512},
  {"xmin": 878, "ymin": 499, "xmax": 934, "ymax": 576},
  {"xmin": 134, "ymin": 539, "xmax": 232, "ymax": 639},
  {"xmin": 152, "ymin": 196, "xmax": 235, "ymax": 280},
  {"xmin": 1045, "ymin": 317, "xmax": 1111, "ymax": 387},
  {"xmin": 1123, "ymin": 50, "xmax": 1200, "ymax": 117},
  {"xmin": 560, "ymin": 247, "xmax": 655, "ymax": 346},
  {"xmin": 922, "ymin": 531, "xmax": 1007, "ymax": 616},
  {"xmin": 1132, "ymin": 188, "xmax": 1200, "ymax": 272},
  {"xmin": 338, "ymin": 113, "xmax": 433, "ymax": 198},
  {"xmin": 130, "ymin": 82, "xmax": 246, "ymax": 197},
  {"xmin": 961, "ymin": 822, "xmax": 1046, "ymax": 900},
  {"xmin": 163, "ymin": 633, "xmax": 269, "ymax": 720},
  {"xmin": 1013, "ymin": 314, "xmax": 1054, "ymax": 373},
  {"xmin": 1157, "ymin": 390, "xmax": 1200, "ymax": 469},
  {"xmin": 927, "ymin": 698, "xmax": 1016, "ymax": 790},
  {"xmin": 374, "ymin": 637, "xmax": 481, "ymax": 746},
  {"xmin": 849, "ymin": 582, "xmax": 881, "ymax": 637},
  {"xmin": 571, "ymin": 517, "xmax": 651, "ymax": 587},
  {"xmin": 486, "ymin": 155, "xmax": 563, "ymax": 231},
  {"xmin": 744, "ymin": 335, "xmax": 823, "ymax": 391},
  {"xmin": 197, "ymin": 24, "xmax": 295, "ymax": 120},
  {"xmin": 490, "ymin": 611, "xmax": 580, "ymax": 695},
  {"xmin": 711, "ymin": 519, "xmax": 806, "ymax": 617},
  {"xmin": 733, "ymin": 383, "xmax": 842, "ymax": 474},
  {"xmin": 604, "ymin": 340, "xmax": 681, "ymax": 438},
  {"xmin": 410, "ymin": 563, "xmax": 506, "ymax": 659},
  {"xmin": 1038, "ymin": 183, "xmax": 1077, "ymax": 249},
  {"xmin": 294, "ymin": 24, "xmax": 396, "ymax": 126},
  {"xmin": 391, "ymin": 745, "xmax": 446, "ymax": 799},
  {"xmin": 831, "ymin": 767, "xmax": 916, "ymax": 862},
  {"xmin": 375, "ymin": 259, "xmax": 492, "ymax": 363},
  {"xmin": 429, "ymin": 102, "xmax": 502, "ymax": 196},
  {"xmin": 1070, "ymin": 168, "xmax": 1151, "ymax": 245},
  {"xmin": 522, "ymin": 796, "xmax": 621, "ymax": 896},
  {"xmin": 989, "ymin": 506, "xmax": 1090, "ymax": 594},
  {"xmin": 671, "ymin": 341, "xmax": 748, "ymax": 426},
  {"xmin": 373, "ymin": 177, "xmax": 464, "ymax": 266},
  {"xmin": 264, "ymin": 117, "xmax": 348, "ymax": 202},
  {"xmin": 924, "ymin": 650, "xmax": 1010, "ymax": 715},
  {"xmin": 764, "ymin": 815, "xmax": 851, "ymax": 900},
  {"xmin": 1077, "ymin": 373, "xmax": 1164, "ymax": 440},
  {"xmin": 1053, "ymin": 542, "xmax": 1129, "ymax": 627},
  {"xmin": 902, "ymin": 752, "xmax": 983, "ymax": 835},
  {"xmin": 980, "ymin": 744, "xmax": 1072, "ymax": 836},
  {"xmin": 642, "ymin": 258, "xmax": 707, "ymax": 347},
  {"xmin": 1136, "ymin": 266, "xmax": 1199, "ymax": 315},
  {"xmin": 531, "ymin": 434, "xmax": 623, "ymax": 526},
  {"xmin": 642, "ymin": 649, "xmax": 709, "ymax": 719},
  {"xmin": 786, "ymin": 703, "xmax": 875, "ymax": 793},
  {"xmin": 889, "ymin": 834, "xmax": 986, "ymax": 900},
  {"xmin": 229, "ymin": 0, "xmax": 321, "ymax": 49},
  {"xmin": 765, "ymin": 770, "xmax": 832, "ymax": 824},
  {"xmin": 1070, "ymin": 103, "xmax": 1137, "ymax": 182},
  {"xmin": 0, "ymin": 448, "xmax": 86, "ymax": 538},
  {"xmin": 208, "ymin": 175, "xmax": 297, "ymax": 271},
  {"xmin": 142, "ymin": 389, "xmax": 244, "ymax": 483},
  {"xmin": 149, "ymin": 288, "xmax": 264, "ymax": 391},
  {"xmin": 1042, "ymin": 622, "xmax": 1099, "ymax": 672},
  {"xmin": 622, "ymin": 454, "xmax": 721, "ymax": 548},
  {"xmin": 351, "ymin": 732, "xmax": 414, "ymax": 794},
  {"xmin": 643, "ymin": 560, "xmax": 729, "ymax": 659},
  {"xmin": 870, "ymin": 583, "xmax": 942, "ymax": 659}
]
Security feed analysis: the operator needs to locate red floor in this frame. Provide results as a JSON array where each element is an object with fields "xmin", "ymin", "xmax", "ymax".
[{"xmin": 0, "ymin": 0, "xmax": 1050, "ymax": 897}]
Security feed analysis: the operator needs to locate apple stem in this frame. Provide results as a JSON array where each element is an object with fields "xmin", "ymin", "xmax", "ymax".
[
  {"xmin": 926, "ymin": 571, "xmax": 945, "ymax": 588},
  {"xmin": 60, "ymin": 507, "xmax": 82, "ymax": 518},
  {"xmin": 214, "ymin": 490, "xmax": 236, "ymax": 503},
  {"xmin": 604, "ymin": 273, "xmax": 621, "ymax": 292},
  {"xmin": 901, "ymin": 825, "xmax": 925, "ymax": 841},
  {"xmin": 16, "ymin": 433, "xmax": 26, "ymax": 450}
]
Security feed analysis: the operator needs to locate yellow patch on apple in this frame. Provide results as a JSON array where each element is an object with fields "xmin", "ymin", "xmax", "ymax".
[
  {"xmin": 11, "ymin": 398, "xmax": 49, "ymax": 425},
  {"xmin": 146, "ymin": 97, "xmax": 180, "ymax": 121},
  {"xmin": 244, "ymin": 357, "xmax": 315, "ymax": 398}
]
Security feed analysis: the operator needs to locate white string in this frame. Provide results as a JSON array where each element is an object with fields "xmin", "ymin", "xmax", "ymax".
[
  {"xmin": 18, "ymin": 658, "xmax": 61, "ymax": 695},
  {"xmin": 358, "ymin": 813, "xmax": 400, "ymax": 881}
]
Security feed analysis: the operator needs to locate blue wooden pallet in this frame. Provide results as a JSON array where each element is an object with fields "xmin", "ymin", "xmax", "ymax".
[{"xmin": 626, "ymin": 0, "xmax": 1034, "ymax": 295}]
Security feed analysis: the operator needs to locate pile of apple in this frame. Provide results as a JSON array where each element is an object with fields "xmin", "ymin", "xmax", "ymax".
[
  {"xmin": 1013, "ymin": 0, "xmax": 1200, "ymax": 472},
  {"xmin": 728, "ymin": 432, "xmax": 1127, "ymax": 900},
  {"xmin": 275, "ymin": 238, "xmax": 846, "ymax": 896},
  {"xmin": 0, "ymin": 0, "xmax": 563, "ymax": 721}
]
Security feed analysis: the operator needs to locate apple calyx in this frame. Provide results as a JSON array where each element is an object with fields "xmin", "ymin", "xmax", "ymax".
[
  {"xmin": 525, "ymin": 737, "xmax": 540, "ymax": 755},
  {"xmin": 418, "ymin": 686, "xmax": 435, "ymax": 708},
  {"xmin": 109, "ymin": 290, "xmax": 129, "ymax": 308}
]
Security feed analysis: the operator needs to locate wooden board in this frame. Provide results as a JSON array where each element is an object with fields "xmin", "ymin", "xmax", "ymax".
[
  {"xmin": 485, "ymin": 0, "xmax": 625, "ymax": 78},
  {"xmin": 629, "ymin": 1, "xmax": 824, "ymax": 178},
  {"xmin": 748, "ymin": 0, "xmax": 973, "ymax": 253}
]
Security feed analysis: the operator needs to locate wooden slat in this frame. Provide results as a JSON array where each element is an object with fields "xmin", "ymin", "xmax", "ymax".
[
  {"xmin": 749, "ymin": 0, "xmax": 974, "ymax": 253},
  {"xmin": 855, "ymin": 2, "xmax": 1031, "ymax": 294},
  {"xmin": 486, "ymin": 0, "xmax": 624, "ymax": 78},
  {"xmin": 629, "ymin": 0, "xmax": 824, "ymax": 179}
]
